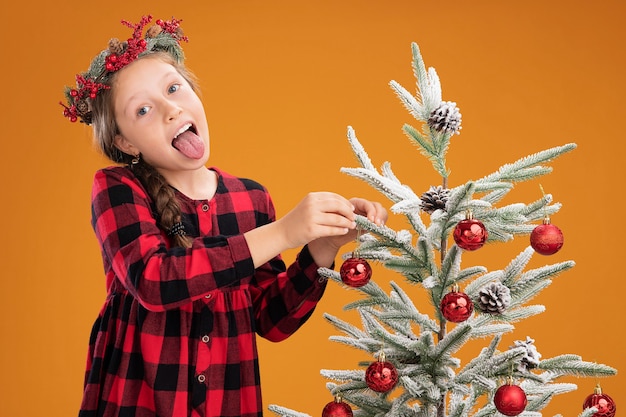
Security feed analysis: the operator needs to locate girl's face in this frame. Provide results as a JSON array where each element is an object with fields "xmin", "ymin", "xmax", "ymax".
[{"xmin": 112, "ymin": 56, "xmax": 210, "ymax": 176}]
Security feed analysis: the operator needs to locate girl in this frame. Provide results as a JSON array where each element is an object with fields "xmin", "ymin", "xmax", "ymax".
[{"xmin": 61, "ymin": 16, "xmax": 386, "ymax": 417}]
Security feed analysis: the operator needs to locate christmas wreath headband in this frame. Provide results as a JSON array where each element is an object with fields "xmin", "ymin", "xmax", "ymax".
[{"xmin": 60, "ymin": 15, "xmax": 188, "ymax": 125}]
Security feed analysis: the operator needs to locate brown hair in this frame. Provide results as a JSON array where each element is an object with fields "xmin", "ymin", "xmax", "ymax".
[{"xmin": 91, "ymin": 52, "xmax": 197, "ymax": 248}]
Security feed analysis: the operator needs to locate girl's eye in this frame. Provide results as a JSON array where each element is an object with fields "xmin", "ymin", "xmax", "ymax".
[
  {"xmin": 137, "ymin": 106, "xmax": 150, "ymax": 117},
  {"xmin": 168, "ymin": 83, "xmax": 181, "ymax": 94}
]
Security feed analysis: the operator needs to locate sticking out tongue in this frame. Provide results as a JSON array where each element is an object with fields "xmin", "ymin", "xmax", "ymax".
[{"xmin": 172, "ymin": 130, "xmax": 205, "ymax": 159}]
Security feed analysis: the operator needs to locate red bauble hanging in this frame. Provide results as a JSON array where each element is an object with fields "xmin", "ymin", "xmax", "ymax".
[
  {"xmin": 365, "ymin": 352, "xmax": 398, "ymax": 393},
  {"xmin": 440, "ymin": 286, "xmax": 474, "ymax": 323},
  {"xmin": 340, "ymin": 257, "xmax": 372, "ymax": 288},
  {"xmin": 494, "ymin": 381, "xmax": 527, "ymax": 416},
  {"xmin": 453, "ymin": 211, "xmax": 487, "ymax": 251},
  {"xmin": 530, "ymin": 216, "xmax": 564, "ymax": 255},
  {"xmin": 322, "ymin": 396, "xmax": 353, "ymax": 417},
  {"xmin": 583, "ymin": 384, "xmax": 616, "ymax": 417}
]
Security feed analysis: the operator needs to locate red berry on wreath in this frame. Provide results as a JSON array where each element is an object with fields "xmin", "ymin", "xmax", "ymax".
[
  {"xmin": 322, "ymin": 396, "xmax": 353, "ymax": 417},
  {"xmin": 440, "ymin": 286, "xmax": 474, "ymax": 323},
  {"xmin": 453, "ymin": 211, "xmax": 487, "ymax": 251},
  {"xmin": 530, "ymin": 216, "xmax": 564, "ymax": 255},
  {"xmin": 494, "ymin": 380, "xmax": 527, "ymax": 416},
  {"xmin": 340, "ymin": 257, "xmax": 372, "ymax": 288},
  {"xmin": 365, "ymin": 352, "xmax": 398, "ymax": 393},
  {"xmin": 583, "ymin": 384, "xmax": 616, "ymax": 417}
]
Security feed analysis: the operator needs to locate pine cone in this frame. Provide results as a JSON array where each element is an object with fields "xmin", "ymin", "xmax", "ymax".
[
  {"xmin": 81, "ymin": 111, "xmax": 93, "ymax": 125},
  {"xmin": 174, "ymin": 27, "xmax": 185, "ymax": 40},
  {"xmin": 428, "ymin": 101, "xmax": 462, "ymax": 135},
  {"xmin": 477, "ymin": 282, "xmax": 511, "ymax": 314},
  {"xmin": 108, "ymin": 38, "xmax": 125, "ymax": 54},
  {"xmin": 146, "ymin": 25, "xmax": 163, "ymax": 38},
  {"xmin": 75, "ymin": 99, "xmax": 90, "ymax": 116},
  {"xmin": 419, "ymin": 185, "xmax": 449, "ymax": 214},
  {"xmin": 511, "ymin": 336, "xmax": 542, "ymax": 372}
]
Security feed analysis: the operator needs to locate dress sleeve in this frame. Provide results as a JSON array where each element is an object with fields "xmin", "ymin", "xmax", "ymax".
[
  {"xmin": 91, "ymin": 167, "xmax": 255, "ymax": 312},
  {"xmin": 248, "ymin": 189, "xmax": 329, "ymax": 342}
]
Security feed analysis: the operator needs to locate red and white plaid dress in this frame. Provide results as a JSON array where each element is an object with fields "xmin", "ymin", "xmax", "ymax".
[{"xmin": 79, "ymin": 166, "xmax": 328, "ymax": 417}]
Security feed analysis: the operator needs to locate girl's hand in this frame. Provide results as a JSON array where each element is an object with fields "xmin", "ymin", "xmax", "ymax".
[
  {"xmin": 307, "ymin": 197, "xmax": 387, "ymax": 267},
  {"xmin": 334, "ymin": 197, "xmax": 387, "ymax": 246},
  {"xmin": 277, "ymin": 192, "xmax": 358, "ymax": 249},
  {"xmin": 245, "ymin": 193, "xmax": 386, "ymax": 269}
]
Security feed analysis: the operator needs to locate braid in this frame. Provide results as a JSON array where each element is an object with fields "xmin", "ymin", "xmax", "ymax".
[{"xmin": 132, "ymin": 161, "xmax": 193, "ymax": 248}]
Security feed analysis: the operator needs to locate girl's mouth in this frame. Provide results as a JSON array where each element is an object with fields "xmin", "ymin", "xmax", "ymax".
[{"xmin": 172, "ymin": 123, "xmax": 204, "ymax": 159}]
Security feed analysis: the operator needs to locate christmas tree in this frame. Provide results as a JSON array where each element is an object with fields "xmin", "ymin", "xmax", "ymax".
[{"xmin": 268, "ymin": 43, "xmax": 616, "ymax": 417}]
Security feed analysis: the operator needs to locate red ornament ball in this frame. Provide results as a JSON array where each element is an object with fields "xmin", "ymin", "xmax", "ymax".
[
  {"xmin": 365, "ymin": 359, "xmax": 398, "ymax": 392},
  {"xmin": 453, "ymin": 218, "xmax": 488, "ymax": 251},
  {"xmin": 494, "ymin": 384, "xmax": 527, "ymax": 416},
  {"xmin": 340, "ymin": 257, "xmax": 372, "ymax": 287},
  {"xmin": 440, "ymin": 291, "xmax": 474, "ymax": 323},
  {"xmin": 583, "ymin": 385, "xmax": 616, "ymax": 417},
  {"xmin": 530, "ymin": 221, "xmax": 564, "ymax": 255},
  {"xmin": 322, "ymin": 397, "xmax": 353, "ymax": 417}
]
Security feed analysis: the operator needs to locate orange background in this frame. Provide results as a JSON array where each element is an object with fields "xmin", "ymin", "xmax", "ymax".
[{"xmin": 1, "ymin": 1, "xmax": 624, "ymax": 416}]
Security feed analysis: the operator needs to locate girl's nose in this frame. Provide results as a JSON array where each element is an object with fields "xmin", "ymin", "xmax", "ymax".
[{"xmin": 165, "ymin": 100, "xmax": 183, "ymax": 121}]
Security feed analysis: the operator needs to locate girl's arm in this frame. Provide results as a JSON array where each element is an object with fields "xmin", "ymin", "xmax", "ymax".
[
  {"xmin": 243, "ymin": 192, "xmax": 360, "ymax": 268},
  {"xmin": 92, "ymin": 167, "xmax": 256, "ymax": 312},
  {"xmin": 249, "ymin": 244, "xmax": 328, "ymax": 342},
  {"xmin": 247, "ymin": 194, "xmax": 387, "ymax": 342}
]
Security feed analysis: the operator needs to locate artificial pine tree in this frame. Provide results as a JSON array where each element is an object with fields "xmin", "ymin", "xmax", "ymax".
[{"xmin": 269, "ymin": 43, "xmax": 616, "ymax": 417}]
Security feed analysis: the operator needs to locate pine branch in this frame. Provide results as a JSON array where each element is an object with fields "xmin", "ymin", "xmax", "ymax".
[
  {"xmin": 337, "ymin": 389, "xmax": 392, "ymax": 415},
  {"xmin": 402, "ymin": 375, "xmax": 442, "ymax": 403},
  {"xmin": 352, "ymin": 215, "xmax": 426, "ymax": 264},
  {"xmin": 456, "ymin": 346, "xmax": 526, "ymax": 382},
  {"xmin": 523, "ymin": 382, "xmax": 577, "ymax": 396},
  {"xmin": 462, "ymin": 335, "xmax": 502, "ymax": 369},
  {"xmin": 323, "ymin": 313, "xmax": 368, "ymax": 339},
  {"xmin": 389, "ymin": 80, "xmax": 425, "ymax": 122},
  {"xmin": 267, "ymin": 405, "xmax": 312, "ymax": 417},
  {"xmin": 455, "ymin": 266, "xmax": 488, "ymax": 287},
  {"xmin": 538, "ymin": 356, "xmax": 617, "ymax": 378},
  {"xmin": 445, "ymin": 182, "xmax": 477, "ymax": 216},
  {"xmin": 431, "ymin": 324, "xmax": 472, "ymax": 363},
  {"xmin": 359, "ymin": 281, "xmax": 438, "ymax": 333},
  {"xmin": 509, "ymin": 281, "xmax": 553, "ymax": 309},
  {"xmin": 341, "ymin": 166, "xmax": 410, "ymax": 203},
  {"xmin": 328, "ymin": 335, "xmax": 379, "ymax": 352},
  {"xmin": 496, "ymin": 305, "xmax": 546, "ymax": 323},
  {"xmin": 346, "ymin": 125, "xmax": 377, "ymax": 171},
  {"xmin": 501, "ymin": 247, "xmax": 535, "ymax": 286},
  {"xmin": 580, "ymin": 408, "xmax": 600, "ymax": 417},
  {"xmin": 469, "ymin": 323, "xmax": 515, "ymax": 339},
  {"xmin": 401, "ymin": 124, "xmax": 449, "ymax": 177},
  {"xmin": 320, "ymin": 369, "xmax": 366, "ymax": 383},
  {"xmin": 509, "ymin": 261, "xmax": 575, "ymax": 306},
  {"xmin": 464, "ymin": 271, "xmax": 504, "ymax": 297},
  {"xmin": 388, "ymin": 392, "xmax": 423, "ymax": 416},
  {"xmin": 410, "ymin": 43, "xmax": 439, "ymax": 115},
  {"xmin": 525, "ymin": 391, "xmax": 554, "ymax": 412},
  {"xmin": 478, "ymin": 143, "xmax": 577, "ymax": 184},
  {"xmin": 403, "ymin": 124, "xmax": 437, "ymax": 161},
  {"xmin": 440, "ymin": 245, "xmax": 462, "ymax": 285},
  {"xmin": 480, "ymin": 186, "xmax": 513, "ymax": 205}
]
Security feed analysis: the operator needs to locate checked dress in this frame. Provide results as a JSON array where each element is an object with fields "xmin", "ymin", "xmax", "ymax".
[{"xmin": 78, "ymin": 166, "xmax": 328, "ymax": 417}]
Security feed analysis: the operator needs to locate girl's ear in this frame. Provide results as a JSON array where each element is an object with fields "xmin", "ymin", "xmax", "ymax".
[{"xmin": 114, "ymin": 134, "xmax": 139, "ymax": 156}]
